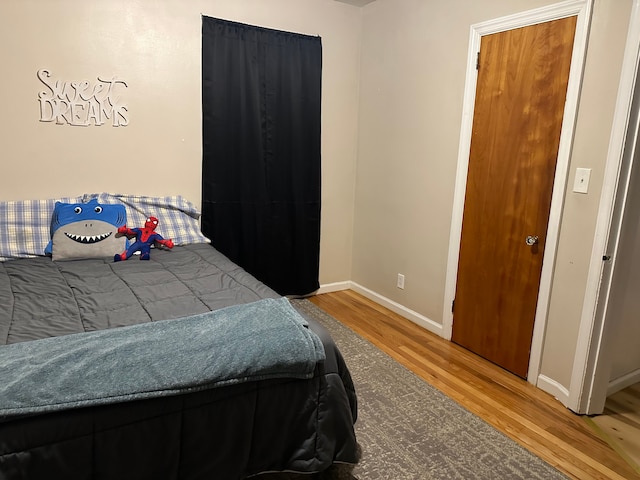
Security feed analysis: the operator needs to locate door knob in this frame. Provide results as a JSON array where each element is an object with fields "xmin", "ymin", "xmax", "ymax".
[{"xmin": 525, "ymin": 235, "xmax": 539, "ymax": 246}]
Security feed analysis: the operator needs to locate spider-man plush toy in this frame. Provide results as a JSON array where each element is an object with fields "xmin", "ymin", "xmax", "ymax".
[{"xmin": 113, "ymin": 216, "xmax": 174, "ymax": 261}]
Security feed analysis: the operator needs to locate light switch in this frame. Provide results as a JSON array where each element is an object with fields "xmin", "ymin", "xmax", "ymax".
[{"xmin": 573, "ymin": 168, "xmax": 591, "ymax": 194}]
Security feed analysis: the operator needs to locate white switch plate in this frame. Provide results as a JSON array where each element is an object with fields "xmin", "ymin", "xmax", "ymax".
[{"xmin": 573, "ymin": 168, "xmax": 591, "ymax": 194}]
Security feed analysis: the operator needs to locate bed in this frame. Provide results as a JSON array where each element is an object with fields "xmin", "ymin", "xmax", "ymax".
[{"xmin": 0, "ymin": 194, "xmax": 359, "ymax": 480}]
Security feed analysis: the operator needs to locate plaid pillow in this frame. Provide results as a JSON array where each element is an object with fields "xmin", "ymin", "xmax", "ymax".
[
  {"xmin": 0, "ymin": 196, "xmax": 83, "ymax": 262},
  {"xmin": 82, "ymin": 193, "xmax": 211, "ymax": 247}
]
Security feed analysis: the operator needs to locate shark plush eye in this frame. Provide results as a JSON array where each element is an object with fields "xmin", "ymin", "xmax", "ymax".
[
  {"xmin": 94, "ymin": 206, "xmax": 103, "ymax": 214},
  {"xmin": 74, "ymin": 206, "xmax": 82, "ymax": 214}
]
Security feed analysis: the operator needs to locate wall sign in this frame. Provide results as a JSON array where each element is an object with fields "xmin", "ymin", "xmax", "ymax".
[{"xmin": 37, "ymin": 69, "xmax": 129, "ymax": 127}]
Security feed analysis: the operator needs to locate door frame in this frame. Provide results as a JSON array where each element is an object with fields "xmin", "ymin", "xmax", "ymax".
[
  {"xmin": 569, "ymin": 0, "xmax": 640, "ymax": 414},
  {"xmin": 443, "ymin": 0, "xmax": 593, "ymax": 385}
]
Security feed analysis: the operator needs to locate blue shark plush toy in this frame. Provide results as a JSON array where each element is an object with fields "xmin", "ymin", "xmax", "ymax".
[{"xmin": 45, "ymin": 199, "xmax": 127, "ymax": 261}]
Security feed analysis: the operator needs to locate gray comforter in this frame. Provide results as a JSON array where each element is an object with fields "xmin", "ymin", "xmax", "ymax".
[
  {"xmin": 0, "ymin": 244, "xmax": 358, "ymax": 479},
  {"xmin": 0, "ymin": 243, "xmax": 279, "ymax": 345}
]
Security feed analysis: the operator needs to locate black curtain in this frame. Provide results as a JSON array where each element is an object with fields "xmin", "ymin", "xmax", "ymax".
[{"xmin": 201, "ymin": 17, "xmax": 322, "ymax": 296}]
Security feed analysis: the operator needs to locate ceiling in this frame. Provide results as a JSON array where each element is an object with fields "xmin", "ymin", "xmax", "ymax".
[{"xmin": 333, "ymin": 0, "xmax": 377, "ymax": 6}]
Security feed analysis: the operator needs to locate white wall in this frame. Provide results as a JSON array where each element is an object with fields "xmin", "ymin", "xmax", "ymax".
[
  {"xmin": 352, "ymin": 0, "xmax": 632, "ymax": 392},
  {"xmin": 540, "ymin": 0, "xmax": 633, "ymax": 393},
  {"xmin": 608, "ymin": 157, "xmax": 640, "ymax": 387},
  {"xmin": 0, "ymin": 0, "xmax": 361, "ymax": 286}
]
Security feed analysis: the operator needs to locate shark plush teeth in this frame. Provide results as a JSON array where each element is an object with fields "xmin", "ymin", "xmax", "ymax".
[{"xmin": 64, "ymin": 232, "xmax": 114, "ymax": 244}]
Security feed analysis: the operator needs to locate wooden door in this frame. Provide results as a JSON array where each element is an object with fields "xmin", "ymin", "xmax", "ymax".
[{"xmin": 451, "ymin": 17, "xmax": 577, "ymax": 378}]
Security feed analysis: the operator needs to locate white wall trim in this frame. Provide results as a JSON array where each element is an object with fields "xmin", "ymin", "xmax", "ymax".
[
  {"xmin": 442, "ymin": 0, "xmax": 592, "ymax": 387},
  {"xmin": 569, "ymin": 0, "xmax": 640, "ymax": 414},
  {"xmin": 320, "ymin": 281, "xmax": 444, "ymax": 337},
  {"xmin": 471, "ymin": 0, "xmax": 589, "ymax": 33},
  {"xmin": 608, "ymin": 369, "xmax": 640, "ymax": 396},
  {"xmin": 537, "ymin": 374, "xmax": 571, "ymax": 405},
  {"xmin": 317, "ymin": 281, "xmax": 352, "ymax": 294}
]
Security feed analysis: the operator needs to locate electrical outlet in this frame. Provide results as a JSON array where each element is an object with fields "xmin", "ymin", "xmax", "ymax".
[{"xmin": 397, "ymin": 273, "xmax": 405, "ymax": 289}]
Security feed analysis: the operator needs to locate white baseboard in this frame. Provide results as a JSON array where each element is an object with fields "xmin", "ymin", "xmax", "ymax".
[
  {"xmin": 318, "ymin": 282, "xmax": 586, "ymax": 409},
  {"xmin": 335, "ymin": 281, "xmax": 444, "ymax": 337},
  {"xmin": 316, "ymin": 281, "xmax": 351, "ymax": 294},
  {"xmin": 318, "ymin": 281, "xmax": 602, "ymax": 412},
  {"xmin": 536, "ymin": 374, "xmax": 571, "ymax": 406},
  {"xmin": 608, "ymin": 368, "xmax": 640, "ymax": 396}
]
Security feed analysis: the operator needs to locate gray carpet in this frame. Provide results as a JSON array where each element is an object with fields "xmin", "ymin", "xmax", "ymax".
[{"xmin": 292, "ymin": 299, "xmax": 569, "ymax": 480}]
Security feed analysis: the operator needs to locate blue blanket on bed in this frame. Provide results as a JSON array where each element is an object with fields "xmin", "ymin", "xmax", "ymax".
[{"xmin": 0, "ymin": 298, "xmax": 325, "ymax": 419}]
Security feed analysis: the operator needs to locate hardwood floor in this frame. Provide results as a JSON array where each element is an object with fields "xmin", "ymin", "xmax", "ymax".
[
  {"xmin": 309, "ymin": 289, "xmax": 640, "ymax": 480},
  {"xmin": 589, "ymin": 384, "xmax": 640, "ymax": 474}
]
